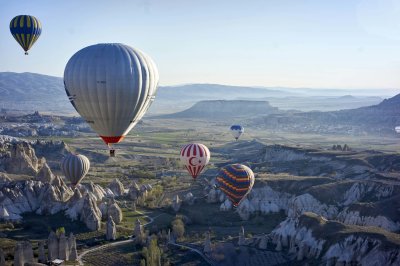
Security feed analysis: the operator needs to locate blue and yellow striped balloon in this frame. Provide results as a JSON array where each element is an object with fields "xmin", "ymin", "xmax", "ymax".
[
  {"xmin": 10, "ymin": 15, "xmax": 42, "ymax": 55},
  {"xmin": 216, "ymin": 164, "xmax": 255, "ymax": 207}
]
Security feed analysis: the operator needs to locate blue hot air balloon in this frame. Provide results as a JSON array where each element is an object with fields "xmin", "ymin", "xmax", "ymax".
[
  {"xmin": 230, "ymin": 125, "xmax": 244, "ymax": 140},
  {"xmin": 10, "ymin": 15, "xmax": 42, "ymax": 55}
]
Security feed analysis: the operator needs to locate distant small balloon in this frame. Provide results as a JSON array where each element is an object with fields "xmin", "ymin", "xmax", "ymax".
[
  {"xmin": 395, "ymin": 126, "xmax": 400, "ymax": 134},
  {"xmin": 216, "ymin": 164, "xmax": 254, "ymax": 207},
  {"xmin": 61, "ymin": 154, "xmax": 90, "ymax": 186},
  {"xmin": 10, "ymin": 15, "xmax": 42, "ymax": 55},
  {"xmin": 180, "ymin": 143, "xmax": 210, "ymax": 180},
  {"xmin": 230, "ymin": 125, "xmax": 244, "ymax": 140}
]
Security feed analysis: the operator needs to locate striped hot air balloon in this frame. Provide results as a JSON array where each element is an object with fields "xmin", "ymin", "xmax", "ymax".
[
  {"xmin": 9, "ymin": 15, "xmax": 42, "ymax": 55},
  {"xmin": 230, "ymin": 125, "xmax": 244, "ymax": 140},
  {"xmin": 63, "ymin": 43, "xmax": 159, "ymax": 156},
  {"xmin": 61, "ymin": 154, "xmax": 90, "ymax": 186},
  {"xmin": 180, "ymin": 143, "xmax": 210, "ymax": 180},
  {"xmin": 216, "ymin": 164, "xmax": 254, "ymax": 207}
]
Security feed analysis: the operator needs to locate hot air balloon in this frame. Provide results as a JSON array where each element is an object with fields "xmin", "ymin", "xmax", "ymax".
[
  {"xmin": 61, "ymin": 154, "xmax": 90, "ymax": 186},
  {"xmin": 180, "ymin": 143, "xmax": 210, "ymax": 180},
  {"xmin": 63, "ymin": 43, "xmax": 159, "ymax": 156},
  {"xmin": 230, "ymin": 125, "xmax": 244, "ymax": 140},
  {"xmin": 9, "ymin": 15, "xmax": 42, "ymax": 55},
  {"xmin": 216, "ymin": 164, "xmax": 254, "ymax": 207},
  {"xmin": 395, "ymin": 126, "xmax": 400, "ymax": 134}
]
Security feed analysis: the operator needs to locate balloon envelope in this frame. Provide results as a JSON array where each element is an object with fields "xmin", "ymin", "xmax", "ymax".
[
  {"xmin": 230, "ymin": 125, "xmax": 244, "ymax": 140},
  {"xmin": 63, "ymin": 43, "xmax": 159, "ymax": 145},
  {"xmin": 10, "ymin": 15, "xmax": 42, "ymax": 54},
  {"xmin": 180, "ymin": 143, "xmax": 210, "ymax": 179},
  {"xmin": 216, "ymin": 164, "xmax": 254, "ymax": 207},
  {"xmin": 61, "ymin": 154, "xmax": 90, "ymax": 186}
]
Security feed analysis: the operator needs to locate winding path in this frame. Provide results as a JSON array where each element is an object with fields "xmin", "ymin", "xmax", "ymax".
[
  {"xmin": 167, "ymin": 241, "xmax": 216, "ymax": 266},
  {"xmin": 77, "ymin": 210, "xmax": 157, "ymax": 265}
]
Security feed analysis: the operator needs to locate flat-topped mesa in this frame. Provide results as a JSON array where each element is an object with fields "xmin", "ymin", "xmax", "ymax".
[{"xmin": 161, "ymin": 100, "xmax": 280, "ymax": 119}]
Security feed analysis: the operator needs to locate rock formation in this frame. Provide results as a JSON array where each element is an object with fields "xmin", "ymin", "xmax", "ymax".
[
  {"xmin": 106, "ymin": 199, "xmax": 123, "ymax": 224},
  {"xmin": 106, "ymin": 216, "xmax": 117, "ymax": 241},
  {"xmin": 184, "ymin": 192, "xmax": 195, "ymax": 205},
  {"xmin": 84, "ymin": 181, "xmax": 111, "ymax": 201},
  {"xmin": 0, "ymin": 248, "xmax": 5, "ymax": 266},
  {"xmin": 22, "ymin": 241, "xmax": 34, "ymax": 263},
  {"xmin": 128, "ymin": 181, "xmax": 141, "ymax": 201},
  {"xmin": 0, "ymin": 205, "xmax": 10, "ymax": 220},
  {"xmin": 48, "ymin": 231, "xmax": 59, "ymax": 261},
  {"xmin": 68, "ymin": 233, "xmax": 78, "ymax": 261},
  {"xmin": 0, "ymin": 141, "xmax": 43, "ymax": 175},
  {"xmin": 0, "ymin": 172, "xmax": 10, "ymax": 187},
  {"xmin": 14, "ymin": 242, "xmax": 24, "ymax": 266},
  {"xmin": 38, "ymin": 240, "xmax": 46, "ymax": 263},
  {"xmin": 207, "ymin": 188, "xmax": 218, "ymax": 203},
  {"xmin": 275, "ymin": 236, "xmax": 282, "ymax": 251},
  {"xmin": 134, "ymin": 219, "xmax": 144, "ymax": 244},
  {"xmin": 58, "ymin": 232, "xmax": 68, "ymax": 260},
  {"xmin": 258, "ymin": 235, "xmax": 268, "ymax": 250},
  {"xmin": 35, "ymin": 162, "xmax": 55, "ymax": 183},
  {"xmin": 80, "ymin": 193, "xmax": 102, "ymax": 231},
  {"xmin": 0, "ymin": 139, "xmax": 117, "ymax": 231},
  {"xmin": 237, "ymin": 199, "xmax": 253, "ymax": 220},
  {"xmin": 108, "ymin": 178, "xmax": 125, "ymax": 196},
  {"xmin": 220, "ymin": 198, "xmax": 232, "ymax": 211},
  {"xmin": 238, "ymin": 226, "xmax": 245, "ymax": 246},
  {"xmin": 271, "ymin": 212, "xmax": 400, "ymax": 265},
  {"xmin": 171, "ymin": 194, "xmax": 182, "ymax": 212},
  {"xmin": 13, "ymin": 241, "xmax": 34, "ymax": 266},
  {"xmin": 204, "ymin": 232, "xmax": 212, "ymax": 253}
]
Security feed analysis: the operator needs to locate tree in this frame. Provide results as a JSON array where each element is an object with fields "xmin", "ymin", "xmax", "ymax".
[
  {"xmin": 171, "ymin": 217, "xmax": 185, "ymax": 239},
  {"xmin": 141, "ymin": 238, "xmax": 162, "ymax": 266},
  {"xmin": 56, "ymin": 227, "xmax": 65, "ymax": 237}
]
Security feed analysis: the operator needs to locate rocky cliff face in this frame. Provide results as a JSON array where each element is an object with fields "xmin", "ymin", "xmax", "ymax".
[
  {"xmin": 269, "ymin": 212, "xmax": 400, "ymax": 265},
  {"xmin": 211, "ymin": 141, "xmax": 400, "ymax": 232},
  {"xmin": 0, "ymin": 141, "xmax": 45, "ymax": 175}
]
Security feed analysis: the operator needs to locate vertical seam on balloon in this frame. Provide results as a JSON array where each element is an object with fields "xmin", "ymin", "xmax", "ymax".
[
  {"xmin": 78, "ymin": 47, "xmax": 95, "ymax": 135},
  {"xmin": 94, "ymin": 44, "xmax": 107, "ymax": 136}
]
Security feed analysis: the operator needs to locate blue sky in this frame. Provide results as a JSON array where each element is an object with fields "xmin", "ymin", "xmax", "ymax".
[{"xmin": 1, "ymin": 0, "xmax": 400, "ymax": 89}]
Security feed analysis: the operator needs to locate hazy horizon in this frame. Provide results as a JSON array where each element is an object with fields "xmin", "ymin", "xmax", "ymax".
[{"xmin": 1, "ymin": 0, "xmax": 400, "ymax": 90}]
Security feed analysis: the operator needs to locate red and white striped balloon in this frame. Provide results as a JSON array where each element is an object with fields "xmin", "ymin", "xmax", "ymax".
[{"xmin": 180, "ymin": 143, "xmax": 210, "ymax": 179}]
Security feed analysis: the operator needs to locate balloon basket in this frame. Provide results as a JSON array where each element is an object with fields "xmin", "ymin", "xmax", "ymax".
[
  {"xmin": 25, "ymin": 52, "xmax": 28, "ymax": 55},
  {"xmin": 109, "ymin": 149, "xmax": 116, "ymax": 157}
]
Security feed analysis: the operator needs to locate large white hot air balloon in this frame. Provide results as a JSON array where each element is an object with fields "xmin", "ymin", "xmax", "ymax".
[
  {"xmin": 63, "ymin": 43, "xmax": 159, "ymax": 156},
  {"xmin": 61, "ymin": 154, "xmax": 90, "ymax": 186},
  {"xmin": 395, "ymin": 126, "xmax": 400, "ymax": 134},
  {"xmin": 180, "ymin": 143, "xmax": 210, "ymax": 180}
]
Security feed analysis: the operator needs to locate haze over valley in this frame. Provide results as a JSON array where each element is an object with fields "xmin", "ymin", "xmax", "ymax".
[{"xmin": 2, "ymin": 1, "xmax": 400, "ymax": 265}]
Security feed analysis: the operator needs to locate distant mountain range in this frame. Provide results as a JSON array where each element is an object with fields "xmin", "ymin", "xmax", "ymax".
[
  {"xmin": 0, "ymin": 72, "xmax": 74, "ymax": 114},
  {"xmin": 0, "ymin": 72, "xmax": 392, "ymax": 115},
  {"xmin": 252, "ymin": 93, "xmax": 400, "ymax": 135}
]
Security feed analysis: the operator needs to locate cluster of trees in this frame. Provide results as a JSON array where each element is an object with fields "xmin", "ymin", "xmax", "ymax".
[
  {"xmin": 138, "ymin": 216, "xmax": 185, "ymax": 266},
  {"xmin": 141, "ymin": 238, "xmax": 163, "ymax": 266}
]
